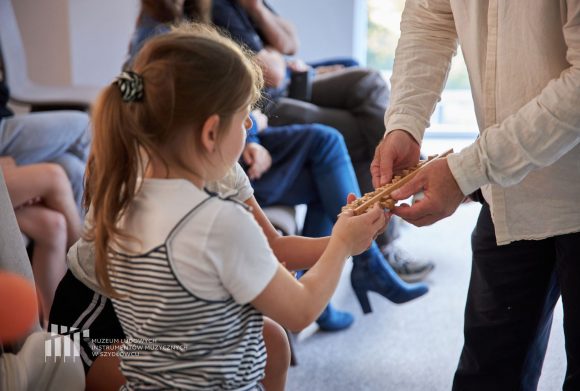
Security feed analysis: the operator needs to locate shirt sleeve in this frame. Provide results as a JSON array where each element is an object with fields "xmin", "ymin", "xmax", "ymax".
[
  {"xmin": 384, "ymin": 0, "xmax": 458, "ymax": 144},
  {"xmin": 231, "ymin": 163, "xmax": 254, "ymax": 202},
  {"xmin": 212, "ymin": 0, "xmax": 265, "ymax": 53},
  {"xmin": 205, "ymin": 163, "xmax": 254, "ymax": 202},
  {"xmin": 207, "ymin": 203, "xmax": 279, "ymax": 304},
  {"xmin": 448, "ymin": 1, "xmax": 580, "ymax": 195}
]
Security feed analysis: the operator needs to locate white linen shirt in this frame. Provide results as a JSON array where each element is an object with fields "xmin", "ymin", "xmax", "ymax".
[{"xmin": 385, "ymin": 0, "xmax": 580, "ymax": 245}]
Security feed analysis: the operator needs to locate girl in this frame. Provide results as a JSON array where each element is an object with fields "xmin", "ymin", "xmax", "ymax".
[
  {"xmin": 85, "ymin": 23, "xmax": 384, "ymax": 391},
  {"xmin": 126, "ymin": 0, "xmax": 428, "ymax": 326}
]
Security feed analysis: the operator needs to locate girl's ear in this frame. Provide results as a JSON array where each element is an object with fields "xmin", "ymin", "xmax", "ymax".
[{"xmin": 200, "ymin": 114, "xmax": 220, "ymax": 153}]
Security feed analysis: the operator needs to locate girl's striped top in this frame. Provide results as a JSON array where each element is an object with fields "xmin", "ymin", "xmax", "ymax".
[{"xmin": 108, "ymin": 178, "xmax": 279, "ymax": 390}]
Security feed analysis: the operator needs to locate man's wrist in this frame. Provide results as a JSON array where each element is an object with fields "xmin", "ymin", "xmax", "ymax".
[{"xmin": 384, "ymin": 129, "xmax": 421, "ymax": 147}]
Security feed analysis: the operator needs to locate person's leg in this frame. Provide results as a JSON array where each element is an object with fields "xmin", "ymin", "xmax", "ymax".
[
  {"xmin": 452, "ymin": 204, "xmax": 560, "ymax": 391},
  {"xmin": 86, "ymin": 343, "xmax": 126, "ymax": 391},
  {"xmin": 4, "ymin": 163, "xmax": 81, "ymax": 247},
  {"xmin": 0, "ymin": 111, "xmax": 90, "ymax": 213},
  {"xmin": 311, "ymin": 67, "xmax": 389, "ymax": 159},
  {"xmin": 0, "ymin": 111, "xmax": 90, "ymax": 165},
  {"xmin": 261, "ymin": 317, "xmax": 290, "ymax": 391},
  {"xmin": 15, "ymin": 206, "xmax": 68, "ymax": 328},
  {"xmin": 0, "ymin": 331, "xmax": 85, "ymax": 391},
  {"xmin": 50, "ymin": 271, "xmax": 126, "ymax": 373},
  {"xmin": 555, "ymin": 232, "xmax": 580, "ymax": 390},
  {"xmin": 51, "ymin": 153, "xmax": 86, "ymax": 213}
]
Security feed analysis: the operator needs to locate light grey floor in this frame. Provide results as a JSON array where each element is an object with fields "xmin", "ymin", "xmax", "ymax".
[{"xmin": 286, "ymin": 202, "xmax": 566, "ymax": 391}]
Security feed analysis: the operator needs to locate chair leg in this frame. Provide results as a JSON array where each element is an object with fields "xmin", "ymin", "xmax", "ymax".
[{"xmin": 285, "ymin": 328, "xmax": 298, "ymax": 367}]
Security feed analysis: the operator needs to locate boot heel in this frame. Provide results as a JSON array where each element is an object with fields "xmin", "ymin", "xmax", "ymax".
[{"xmin": 353, "ymin": 287, "xmax": 372, "ymax": 314}]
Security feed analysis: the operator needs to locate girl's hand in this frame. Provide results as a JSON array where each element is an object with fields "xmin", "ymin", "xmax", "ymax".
[{"xmin": 331, "ymin": 204, "xmax": 387, "ymax": 256}]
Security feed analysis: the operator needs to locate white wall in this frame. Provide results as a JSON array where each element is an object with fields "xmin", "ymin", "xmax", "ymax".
[
  {"xmin": 13, "ymin": 0, "xmax": 138, "ymax": 87},
  {"xmin": 68, "ymin": 0, "xmax": 139, "ymax": 85},
  {"xmin": 13, "ymin": 0, "xmax": 364, "ymax": 87}
]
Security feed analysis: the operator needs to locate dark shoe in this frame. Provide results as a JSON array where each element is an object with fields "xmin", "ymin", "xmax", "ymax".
[
  {"xmin": 351, "ymin": 248, "xmax": 429, "ymax": 314},
  {"xmin": 381, "ymin": 245, "xmax": 435, "ymax": 283},
  {"xmin": 316, "ymin": 303, "xmax": 354, "ymax": 332}
]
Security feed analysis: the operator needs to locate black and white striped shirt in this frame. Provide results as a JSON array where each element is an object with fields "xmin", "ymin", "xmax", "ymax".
[{"xmin": 109, "ymin": 179, "xmax": 278, "ymax": 390}]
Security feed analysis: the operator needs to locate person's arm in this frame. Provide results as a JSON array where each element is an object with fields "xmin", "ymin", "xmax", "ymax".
[
  {"xmin": 446, "ymin": 1, "xmax": 580, "ymax": 195},
  {"xmin": 384, "ymin": 0, "xmax": 458, "ymax": 144},
  {"xmin": 245, "ymin": 196, "xmax": 329, "ymax": 271},
  {"xmin": 255, "ymin": 47, "xmax": 287, "ymax": 88},
  {"xmin": 251, "ymin": 205, "xmax": 385, "ymax": 332},
  {"xmin": 372, "ymin": 0, "xmax": 457, "ymax": 188},
  {"xmin": 238, "ymin": 0, "xmax": 299, "ymax": 55}
]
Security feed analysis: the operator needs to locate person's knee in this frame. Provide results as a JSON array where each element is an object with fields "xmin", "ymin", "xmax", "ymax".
[
  {"xmin": 310, "ymin": 124, "xmax": 345, "ymax": 145},
  {"xmin": 263, "ymin": 318, "xmax": 291, "ymax": 373},
  {"xmin": 43, "ymin": 164, "xmax": 74, "ymax": 194},
  {"xmin": 310, "ymin": 124, "xmax": 350, "ymax": 158},
  {"xmin": 33, "ymin": 209, "xmax": 68, "ymax": 245}
]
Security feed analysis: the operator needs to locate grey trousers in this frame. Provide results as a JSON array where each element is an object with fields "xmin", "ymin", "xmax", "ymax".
[{"xmin": 267, "ymin": 67, "xmax": 389, "ymax": 194}]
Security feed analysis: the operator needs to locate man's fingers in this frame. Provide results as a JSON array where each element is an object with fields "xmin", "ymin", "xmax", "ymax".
[
  {"xmin": 392, "ymin": 201, "xmax": 431, "ymax": 222},
  {"xmin": 376, "ymin": 143, "xmax": 394, "ymax": 187},
  {"xmin": 391, "ymin": 175, "xmax": 425, "ymax": 201}
]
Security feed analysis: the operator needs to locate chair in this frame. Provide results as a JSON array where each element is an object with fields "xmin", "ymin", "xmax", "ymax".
[{"xmin": 0, "ymin": 0, "xmax": 101, "ymax": 111}]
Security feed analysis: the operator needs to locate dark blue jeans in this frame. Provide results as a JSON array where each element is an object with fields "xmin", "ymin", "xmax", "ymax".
[{"xmin": 453, "ymin": 203, "xmax": 580, "ymax": 391}]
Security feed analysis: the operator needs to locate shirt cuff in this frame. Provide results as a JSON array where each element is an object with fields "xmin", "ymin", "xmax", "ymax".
[
  {"xmin": 447, "ymin": 143, "xmax": 489, "ymax": 196},
  {"xmin": 384, "ymin": 112, "xmax": 426, "ymax": 144}
]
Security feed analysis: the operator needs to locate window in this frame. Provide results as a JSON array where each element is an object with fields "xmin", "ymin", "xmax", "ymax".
[{"xmin": 367, "ymin": 0, "xmax": 478, "ymax": 152}]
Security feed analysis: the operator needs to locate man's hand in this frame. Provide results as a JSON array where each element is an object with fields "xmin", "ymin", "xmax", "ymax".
[
  {"xmin": 390, "ymin": 158, "xmax": 464, "ymax": 226},
  {"xmin": 243, "ymin": 143, "xmax": 272, "ymax": 180},
  {"xmin": 286, "ymin": 58, "xmax": 310, "ymax": 73},
  {"xmin": 315, "ymin": 64, "xmax": 344, "ymax": 76},
  {"xmin": 371, "ymin": 130, "xmax": 421, "ymax": 188}
]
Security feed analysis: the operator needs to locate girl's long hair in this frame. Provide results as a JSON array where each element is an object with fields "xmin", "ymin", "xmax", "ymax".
[{"xmin": 85, "ymin": 23, "xmax": 263, "ymax": 296}]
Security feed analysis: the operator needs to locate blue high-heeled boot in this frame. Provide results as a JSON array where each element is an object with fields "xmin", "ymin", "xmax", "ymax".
[
  {"xmin": 351, "ymin": 245, "xmax": 429, "ymax": 314},
  {"xmin": 316, "ymin": 303, "xmax": 355, "ymax": 332},
  {"xmin": 295, "ymin": 270, "xmax": 354, "ymax": 331}
]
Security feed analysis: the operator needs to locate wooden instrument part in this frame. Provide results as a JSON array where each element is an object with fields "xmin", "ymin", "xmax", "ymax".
[{"xmin": 341, "ymin": 148, "xmax": 454, "ymax": 216}]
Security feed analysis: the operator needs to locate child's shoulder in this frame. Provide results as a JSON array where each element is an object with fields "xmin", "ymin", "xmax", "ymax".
[{"xmin": 204, "ymin": 192, "xmax": 254, "ymax": 227}]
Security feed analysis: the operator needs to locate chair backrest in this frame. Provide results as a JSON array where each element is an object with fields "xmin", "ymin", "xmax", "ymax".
[{"xmin": 0, "ymin": 0, "xmax": 32, "ymax": 94}]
